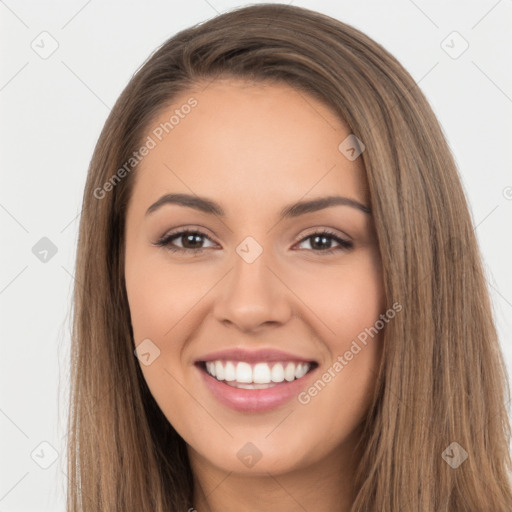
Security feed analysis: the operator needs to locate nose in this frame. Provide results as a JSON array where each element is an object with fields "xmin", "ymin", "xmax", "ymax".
[{"xmin": 212, "ymin": 247, "xmax": 293, "ymax": 333}]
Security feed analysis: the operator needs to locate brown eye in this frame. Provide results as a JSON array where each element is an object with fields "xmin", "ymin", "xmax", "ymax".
[
  {"xmin": 154, "ymin": 228, "xmax": 353, "ymax": 256},
  {"xmin": 295, "ymin": 230, "xmax": 353, "ymax": 254},
  {"xmin": 155, "ymin": 230, "xmax": 216, "ymax": 254}
]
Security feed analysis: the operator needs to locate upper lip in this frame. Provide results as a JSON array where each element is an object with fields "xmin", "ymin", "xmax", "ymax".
[{"xmin": 195, "ymin": 348, "xmax": 318, "ymax": 364}]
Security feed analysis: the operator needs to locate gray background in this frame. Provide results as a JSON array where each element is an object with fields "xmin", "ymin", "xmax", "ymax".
[{"xmin": 1, "ymin": 0, "xmax": 511, "ymax": 510}]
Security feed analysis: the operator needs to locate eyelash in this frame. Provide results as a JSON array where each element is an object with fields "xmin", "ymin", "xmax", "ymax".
[{"xmin": 154, "ymin": 228, "xmax": 353, "ymax": 256}]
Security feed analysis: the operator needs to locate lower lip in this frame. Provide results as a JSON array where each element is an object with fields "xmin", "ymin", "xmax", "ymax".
[{"xmin": 197, "ymin": 364, "xmax": 317, "ymax": 413}]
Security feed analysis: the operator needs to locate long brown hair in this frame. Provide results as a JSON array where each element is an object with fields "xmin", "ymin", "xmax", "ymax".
[{"xmin": 67, "ymin": 3, "xmax": 512, "ymax": 510}]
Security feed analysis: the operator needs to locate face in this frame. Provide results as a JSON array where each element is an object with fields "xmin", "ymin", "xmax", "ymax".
[{"xmin": 124, "ymin": 78, "xmax": 385, "ymax": 481}]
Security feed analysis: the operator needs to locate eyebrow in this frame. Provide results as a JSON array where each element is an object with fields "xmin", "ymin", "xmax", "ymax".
[{"xmin": 145, "ymin": 193, "xmax": 371, "ymax": 219}]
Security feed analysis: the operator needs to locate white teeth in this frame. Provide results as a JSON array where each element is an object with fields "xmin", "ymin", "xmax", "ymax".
[
  {"xmin": 271, "ymin": 363, "xmax": 285, "ymax": 383},
  {"xmin": 224, "ymin": 361, "xmax": 236, "ymax": 381},
  {"xmin": 204, "ymin": 360, "xmax": 312, "ymax": 385},
  {"xmin": 253, "ymin": 363, "xmax": 271, "ymax": 384},
  {"xmin": 215, "ymin": 361, "xmax": 225, "ymax": 381},
  {"xmin": 284, "ymin": 362, "xmax": 296, "ymax": 382},
  {"xmin": 235, "ymin": 362, "xmax": 253, "ymax": 383},
  {"xmin": 227, "ymin": 382, "xmax": 276, "ymax": 389},
  {"xmin": 295, "ymin": 363, "xmax": 308, "ymax": 379}
]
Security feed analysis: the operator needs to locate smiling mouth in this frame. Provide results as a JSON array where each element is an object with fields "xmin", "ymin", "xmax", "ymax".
[{"xmin": 197, "ymin": 360, "xmax": 318, "ymax": 389}]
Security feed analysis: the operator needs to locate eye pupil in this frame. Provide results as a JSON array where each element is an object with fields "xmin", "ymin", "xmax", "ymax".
[
  {"xmin": 311, "ymin": 235, "xmax": 331, "ymax": 250},
  {"xmin": 183, "ymin": 233, "xmax": 203, "ymax": 248}
]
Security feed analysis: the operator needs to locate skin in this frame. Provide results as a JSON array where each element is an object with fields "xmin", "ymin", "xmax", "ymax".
[{"xmin": 124, "ymin": 78, "xmax": 385, "ymax": 511}]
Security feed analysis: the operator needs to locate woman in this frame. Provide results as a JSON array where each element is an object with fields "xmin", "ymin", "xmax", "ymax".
[{"xmin": 67, "ymin": 3, "xmax": 512, "ymax": 511}]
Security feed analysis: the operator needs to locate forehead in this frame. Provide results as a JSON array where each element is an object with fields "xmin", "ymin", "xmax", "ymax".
[{"xmin": 130, "ymin": 78, "xmax": 369, "ymax": 215}]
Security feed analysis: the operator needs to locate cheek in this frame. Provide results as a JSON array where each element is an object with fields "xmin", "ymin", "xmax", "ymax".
[
  {"xmin": 124, "ymin": 255, "xmax": 200, "ymax": 419},
  {"xmin": 125, "ymin": 253, "xmax": 203, "ymax": 344},
  {"xmin": 287, "ymin": 252, "xmax": 385, "ymax": 350},
  {"xmin": 287, "ymin": 253, "xmax": 385, "ymax": 411}
]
